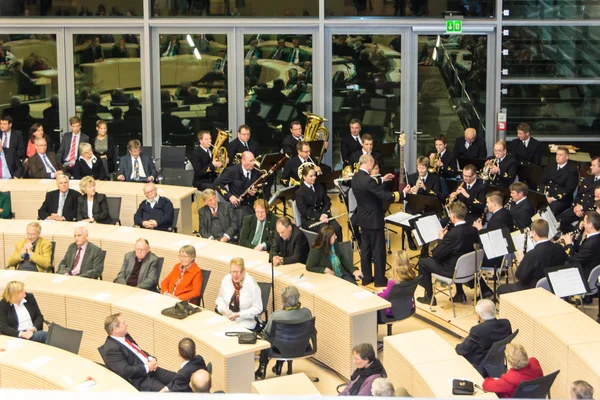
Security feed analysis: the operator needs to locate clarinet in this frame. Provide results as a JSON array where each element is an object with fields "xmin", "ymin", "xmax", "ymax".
[
  {"xmin": 572, "ymin": 227, "xmax": 583, "ymax": 245},
  {"xmin": 504, "ymin": 199, "xmax": 514, "ymax": 210},
  {"xmin": 523, "ymin": 228, "xmax": 530, "ymax": 253}
]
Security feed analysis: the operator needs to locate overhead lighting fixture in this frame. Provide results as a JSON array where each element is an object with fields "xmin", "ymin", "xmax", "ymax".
[
  {"xmin": 186, "ymin": 34, "xmax": 195, "ymax": 47},
  {"xmin": 193, "ymin": 48, "xmax": 201, "ymax": 60}
]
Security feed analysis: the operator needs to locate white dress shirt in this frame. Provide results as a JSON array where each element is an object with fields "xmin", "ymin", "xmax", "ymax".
[
  {"xmin": 14, "ymin": 298, "xmax": 34, "ymax": 332},
  {"xmin": 64, "ymin": 133, "xmax": 82, "ymax": 162},
  {"xmin": 110, "ymin": 335, "xmax": 151, "ymax": 372},
  {"xmin": 215, "ymin": 273, "xmax": 263, "ymax": 329},
  {"xmin": 87, "ymin": 199, "xmax": 94, "ymax": 219}
]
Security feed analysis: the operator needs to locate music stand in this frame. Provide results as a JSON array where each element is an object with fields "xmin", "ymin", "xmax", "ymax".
[
  {"xmin": 374, "ymin": 142, "xmax": 396, "ymax": 159},
  {"xmin": 260, "ymin": 153, "xmax": 288, "ymax": 171},
  {"xmin": 545, "ymin": 265, "xmax": 591, "ymax": 299},
  {"xmin": 316, "ymin": 170, "xmax": 342, "ymax": 191},
  {"xmin": 527, "ymin": 190, "xmax": 548, "ymax": 212},
  {"xmin": 268, "ymin": 185, "xmax": 298, "ymax": 218},
  {"xmin": 479, "ymin": 227, "xmax": 517, "ymax": 301},
  {"xmin": 308, "ymin": 141, "xmax": 325, "ymax": 162},
  {"xmin": 458, "ymin": 157, "xmax": 486, "ymax": 171},
  {"xmin": 406, "ymin": 193, "xmax": 443, "ymax": 215},
  {"xmin": 517, "ymin": 164, "xmax": 544, "ymax": 189},
  {"xmin": 408, "ymin": 213, "xmax": 442, "ymax": 246}
]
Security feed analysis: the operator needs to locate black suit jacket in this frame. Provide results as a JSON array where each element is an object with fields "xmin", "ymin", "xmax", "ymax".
[
  {"xmin": 239, "ymin": 212, "xmax": 278, "ymax": 249},
  {"xmin": 198, "ymin": 203, "xmax": 239, "ymax": 239},
  {"xmin": 432, "ymin": 223, "xmax": 480, "ymax": 271},
  {"xmin": 487, "ymin": 208, "xmax": 514, "ymax": 231},
  {"xmin": 227, "ymin": 138, "xmax": 258, "ymax": 158},
  {"xmin": 100, "ymin": 334, "xmax": 153, "ymax": 390},
  {"xmin": 166, "ymin": 355, "xmax": 207, "ymax": 392},
  {"xmin": 38, "ymin": 189, "xmax": 79, "ymax": 221},
  {"xmin": 56, "ymin": 132, "xmax": 90, "ymax": 164},
  {"xmin": 77, "ymin": 192, "xmax": 113, "ymax": 224},
  {"xmin": 214, "ymin": 164, "xmax": 261, "ymax": 207},
  {"xmin": 0, "ymin": 293, "xmax": 44, "ymax": 337},
  {"xmin": 71, "ymin": 157, "xmax": 108, "ymax": 180},
  {"xmin": 281, "ymin": 134, "xmax": 302, "ymax": 157},
  {"xmin": 510, "ymin": 137, "xmax": 542, "ymax": 166},
  {"xmin": 349, "ymin": 150, "xmax": 382, "ymax": 167},
  {"xmin": 351, "ymin": 169, "xmax": 401, "ymax": 230},
  {"xmin": 457, "ymin": 180, "xmax": 487, "ymax": 220},
  {"xmin": 1, "ymin": 147, "xmax": 23, "ymax": 178},
  {"xmin": 117, "ymin": 154, "xmax": 158, "ymax": 182},
  {"xmin": 516, "ymin": 240, "xmax": 567, "ymax": 289},
  {"xmin": 510, "ymin": 199, "xmax": 535, "ymax": 231},
  {"xmin": 190, "ymin": 146, "xmax": 218, "ymax": 189},
  {"xmin": 27, "ymin": 152, "xmax": 60, "ymax": 178},
  {"xmin": 82, "ymin": 45, "xmax": 105, "ymax": 64},
  {"xmin": 295, "ymin": 183, "xmax": 332, "ymax": 229},
  {"xmin": 3, "ymin": 129, "xmax": 26, "ymax": 160},
  {"xmin": 341, "ymin": 134, "xmax": 363, "ymax": 166},
  {"xmin": 455, "ymin": 318, "xmax": 513, "ymax": 367},
  {"xmin": 574, "ymin": 175, "xmax": 600, "ymax": 211},
  {"xmin": 271, "ymin": 225, "xmax": 309, "ymax": 265},
  {"xmin": 488, "ymin": 155, "xmax": 518, "ymax": 188},
  {"xmin": 454, "ymin": 136, "xmax": 487, "ymax": 159},
  {"xmin": 538, "ymin": 163, "xmax": 579, "ymax": 203},
  {"xmin": 281, "ymin": 155, "xmax": 305, "ymax": 186},
  {"xmin": 407, "ymin": 172, "xmax": 442, "ymax": 199},
  {"xmin": 438, "ymin": 149, "xmax": 459, "ymax": 178},
  {"xmin": 566, "ymin": 234, "xmax": 600, "ymax": 279}
]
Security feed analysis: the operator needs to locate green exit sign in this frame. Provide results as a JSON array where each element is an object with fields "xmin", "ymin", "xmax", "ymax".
[{"xmin": 446, "ymin": 19, "xmax": 463, "ymax": 34}]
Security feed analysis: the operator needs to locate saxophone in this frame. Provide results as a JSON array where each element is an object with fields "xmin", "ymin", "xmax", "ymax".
[{"xmin": 211, "ymin": 129, "xmax": 231, "ymax": 175}]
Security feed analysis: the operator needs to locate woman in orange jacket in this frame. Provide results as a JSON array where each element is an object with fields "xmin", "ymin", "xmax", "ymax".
[{"xmin": 161, "ymin": 245, "xmax": 203, "ymax": 304}]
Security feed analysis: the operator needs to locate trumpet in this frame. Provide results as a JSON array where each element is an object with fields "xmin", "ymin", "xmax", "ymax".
[
  {"xmin": 342, "ymin": 162, "xmax": 359, "ymax": 179},
  {"xmin": 308, "ymin": 213, "xmax": 348, "ymax": 228},
  {"xmin": 479, "ymin": 158, "xmax": 499, "ymax": 181},
  {"xmin": 429, "ymin": 153, "xmax": 441, "ymax": 174},
  {"xmin": 446, "ymin": 182, "xmax": 465, "ymax": 205}
]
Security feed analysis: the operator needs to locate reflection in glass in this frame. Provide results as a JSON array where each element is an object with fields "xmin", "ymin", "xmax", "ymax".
[
  {"xmin": 74, "ymin": 33, "xmax": 142, "ymax": 152},
  {"xmin": 416, "ymin": 34, "xmax": 487, "ymax": 157},
  {"xmin": 0, "ymin": 1, "xmax": 142, "ymax": 17},
  {"xmin": 159, "ymin": 34, "xmax": 228, "ymax": 151},
  {"xmin": 324, "ymin": 0, "xmax": 494, "ymax": 18},
  {"xmin": 503, "ymin": 1, "xmax": 600, "ymax": 19},
  {"xmin": 0, "ymin": 35, "xmax": 60, "ymax": 152},
  {"xmin": 243, "ymin": 34, "xmax": 313, "ymax": 155},
  {"xmin": 331, "ymin": 34, "xmax": 401, "ymax": 170},
  {"xmin": 502, "ymin": 26, "xmax": 600, "ymax": 79},
  {"xmin": 151, "ymin": 0, "xmax": 318, "ymax": 17},
  {"xmin": 502, "ymin": 84, "xmax": 600, "ymax": 137}
]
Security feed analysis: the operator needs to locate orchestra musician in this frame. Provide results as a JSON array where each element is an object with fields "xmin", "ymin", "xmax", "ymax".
[
  {"xmin": 453, "ymin": 128, "xmax": 487, "ymax": 160},
  {"xmin": 510, "ymin": 123, "xmax": 542, "ymax": 165},
  {"xmin": 351, "ymin": 154, "xmax": 408, "ymax": 287},
  {"xmin": 486, "ymin": 141, "xmax": 518, "ymax": 188},
  {"xmin": 561, "ymin": 211, "xmax": 600, "ymax": 283},
  {"xmin": 295, "ymin": 164, "xmax": 343, "ymax": 240},
  {"xmin": 558, "ymin": 156, "xmax": 600, "ymax": 232},
  {"xmin": 341, "ymin": 118, "xmax": 364, "ymax": 167},
  {"xmin": 281, "ymin": 120, "xmax": 304, "ymax": 157},
  {"xmin": 214, "ymin": 151, "xmax": 261, "ymax": 221},
  {"xmin": 190, "ymin": 130, "xmax": 221, "ymax": 191},
  {"xmin": 508, "ymin": 182, "xmax": 535, "ymax": 231},
  {"xmin": 448, "ymin": 164, "xmax": 487, "ymax": 225},
  {"xmin": 407, "ymin": 156, "xmax": 442, "ymax": 201},
  {"xmin": 281, "ymin": 141, "xmax": 319, "ymax": 186},
  {"xmin": 429, "ymin": 135, "xmax": 458, "ymax": 179},
  {"xmin": 349, "ymin": 133, "xmax": 382, "ymax": 167},
  {"xmin": 538, "ymin": 146, "xmax": 579, "ymax": 216},
  {"xmin": 227, "ymin": 124, "xmax": 258, "ymax": 158}
]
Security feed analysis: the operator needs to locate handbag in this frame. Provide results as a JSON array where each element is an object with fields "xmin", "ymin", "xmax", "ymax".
[
  {"xmin": 238, "ymin": 332, "xmax": 257, "ymax": 344},
  {"xmin": 161, "ymin": 301, "xmax": 201, "ymax": 320},
  {"xmin": 452, "ymin": 379, "xmax": 474, "ymax": 395}
]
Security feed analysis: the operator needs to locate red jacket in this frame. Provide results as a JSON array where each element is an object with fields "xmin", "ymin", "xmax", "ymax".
[
  {"xmin": 161, "ymin": 262, "xmax": 203, "ymax": 302},
  {"xmin": 482, "ymin": 357, "xmax": 543, "ymax": 398}
]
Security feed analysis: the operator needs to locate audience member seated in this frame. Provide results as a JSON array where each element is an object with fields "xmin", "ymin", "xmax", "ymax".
[
  {"xmin": 339, "ymin": 343, "xmax": 387, "ymax": 396},
  {"xmin": 14, "ymin": 61, "xmax": 40, "ymax": 98},
  {"xmin": 1, "ymin": 115, "xmax": 26, "ymax": 160},
  {"xmin": 570, "ymin": 380, "xmax": 594, "ymax": 400},
  {"xmin": 3, "ymin": 96, "xmax": 30, "ymax": 121},
  {"xmin": 161, "ymin": 35, "xmax": 180, "ymax": 57},
  {"xmin": 306, "ymin": 225, "xmax": 362, "ymax": 284},
  {"xmin": 216, "ymin": 257, "xmax": 263, "ymax": 330},
  {"xmin": 255, "ymin": 285, "xmax": 313, "ymax": 380},
  {"xmin": 101, "ymin": 313, "xmax": 176, "ymax": 391},
  {"xmin": 76, "ymin": 176, "xmax": 112, "ymax": 224},
  {"xmin": 0, "ymin": 281, "xmax": 47, "ymax": 343},
  {"xmin": 91, "ymin": 119, "xmax": 117, "ymax": 173},
  {"xmin": 112, "ymin": 38, "xmax": 129, "ymax": 58},
  {"xmin": 371, "ymin": 378, "xmax": 397, "ymax": 397},
  {"xmin": 377, "ymin": 251, "xmax": 416, "ymax": 318},
  {"xmin": 26, "ymin": 123, "xmax": 52, "ymax": 159},
  {"xmin": 0, "ymin": 192, "xmax": 11, "ymax": 219},
  {"xmin": 57, "ymin": 116, "xmax": 90, "ymax": 169},
  {"xmin": 161, "ymin": 338, "xmax": 207, "ymax": 393},
  {"xmin": 56, "ymin": 226, "xmax": 104, "ymax": 278},
  {"xmin": 455, "ymin": 299, "xmax": 513, "ymax": 372},
  {"xmin": 134, "ymin": 183, "xmax": 174, "ymax": 231},
  {"xmin": 183, "ymin": 87, "xmax": 206, "ymax": 105},
  {"xmin": 82, "ymin": 36, "xmax": 105, "ymax": 63},
  {"xmin": 7, "ymin": 222, "xmax": 52, "ymax": 272},
  {"xmin": 482, "ymin": 343, "xmax": 543, "ymax": 398},
  {"xmin": 271, "ymin": 217, "xmax": 309, "ymax": 266},
  {"xmin": 117, "ymin": 139, "xmax": 158, "ymax": 182},
  {"xmin": 198, "ymin": 188, "xmax": 239, "ymax": 242},
  {"xmin": 160, "ymin": 245, "xmax": 203, "ymax": 303},
  {"xmin": 113, "ymin": 238, "xmax": 160, "ymax": 290},
  {"xmin": 90, "ymin": 92, "xmax": 109, "ymax": 113},
  {"xmin": 239, "ymin": 199, "xmax": 277, "ymax": 251},
  {"xmin": 0, "ymin": 140, "xmax": 22, "ymax": 178},
  {"xmin": 190, "ymin": 369, "xmax": 213, "ymax": 393},
  {"xmin": 38, "ymin": 174, "xmax": 79, "ymax": 221},
  {"xmin": 124, "ymin": 98, "xmax": 143, "ymax": 120},
  {"xmin": 562, "ymin": 211, "xmax": 600, "ymax": 282},
  {"xmin": 27, "ymin": 137, "xmax": 62, "ymax": 178},
  {"xmin": 72, "ymin": 142, "xmax": 107, "ymax": 180}
]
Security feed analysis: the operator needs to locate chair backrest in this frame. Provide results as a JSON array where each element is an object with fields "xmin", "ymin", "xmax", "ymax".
[
  {"xmin": 453, "ymin": 249, "xmax": 484, "ymax": 284},
  {"xmin": 100, "ymin": 157, "xmax": 110, "ymax": 178},
  {"xmin": 106, "ymin": 196, "xmax": 122, "ymax": 225},
  {"xmin": 153, "ymin": 257, "xmax": 165, "ymax": 291},
  {"xmin": 536, "ymin": 277, "xmax": 552, "ymax": 292},
  {"xmin": 161, "ymin": 146, "xmax": 187, "ymax": 169},
  {"xmin": 257, "ymin": 282, "xmax": 272, "ymax": 318},
  {"xmin": 172, "ymin": 208, "xmax": 180, "ymax": 230},
  {"xmin": 290, "ymin": 200, "xmax": 302, "ymax": 227},
  {"xmin": 271, "ymin": 317, "xmax": 317, "ymax": 358},
  {"xmin": 50, "ymin": 241, "xmax": 56, "ymax": 271},
  {"xmin": 206, "ymin": 361, "xmax": 213, "ymax": 374},
  {"xmin": 348, "ymin": 189, "xmax": 358, "ymax": 214},
  {"xmin": 480, "ymin": 329, "xmax": 520, "ymax": 378},
  {"xmin": 512, "ymin": 370, "xmax": 560, "ymax": 399},
  {"xmin": 300, "ymin": 228, "xmax": 318, "ymax": 247},
  {"xmin": 386, "ymin": 276, "xmax": 422, "ymax": 321},
  {"xmin": 47, "ymin": 322, "xmax": 84, "ymax": 354},
  {"xmin": 199, "ymin": 269, "xmax": 211, "ymax": 307},
  {"xmin": 161, "ymin": 168, "xmax": 194, "ymax": 186},
  {"xmin": 588, "ymin": 264, "xmax": 600, "ymax": 295},
  {"xmin": 338, "ymin": 241, "xmax": 353, "ymax": 265}
]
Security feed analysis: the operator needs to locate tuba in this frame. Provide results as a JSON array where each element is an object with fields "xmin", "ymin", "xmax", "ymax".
[
  {"xmin": 303, "ymin": 112, "xmax": 329, "ymax": 164},
  {"xmin": 212, "ymin": 129, "xmax": 231, "ymax": 174},
  {"xmin": 341, "ymin": 162, "xmax": 359, "ymax": 179}
]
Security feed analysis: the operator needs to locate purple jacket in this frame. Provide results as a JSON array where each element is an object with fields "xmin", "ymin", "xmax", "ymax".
[
  {"xmin": 377, "ymin": 279, "xmax": 415, "ymax": 317},
  {"xmin": 339, "ymin": 373, "xmax": 381, "ymax": 396}
]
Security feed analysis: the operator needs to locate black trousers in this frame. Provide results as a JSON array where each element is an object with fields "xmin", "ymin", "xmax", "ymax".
[
  {"xmin": 417, "ymin": 257, "xmax": 465, "ymax": 298},
  {"xmin": 549, "ymin": 198, "xmax": 571, "ymax": 216},
  {"xmin": 139, "ymin": 367, "xmax": 177, "ymax": 392},
  {"xmin": 305, "ymin": 218, "xmax": 343, "ymax": 242},
  {"xmin": 558, "ymin": 207, "xmax": 580, "ymax": 232},
  {"xmin": 360, "ymin": 228, "xmax": 387, "ymax": 286}
]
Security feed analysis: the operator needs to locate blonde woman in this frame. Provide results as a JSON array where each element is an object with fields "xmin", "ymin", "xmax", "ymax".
[
  {"xmin": 0, "ymin": 281, "xmax": 47, "ymax": 343},
  {"xmin": 482, "ymin": 343, "xmax": 543, "ymax": 398},
  {"xmin": 76, "ymin": 176, "xmax": 112, "ymax": 224},
  {"xmin": 92, "ymin": 119, "xmax": 117, "ymax": 173},
  {"xmin": 216, "ymin": 258, "xmax": 262, "ymax": 330},
  {"xmin": 377, "ymin": 250, "xmax": 416, "ymax": 317},
  {"xmin": 72, "ymin": 141, "xmax": 107, "ymax": 180}
]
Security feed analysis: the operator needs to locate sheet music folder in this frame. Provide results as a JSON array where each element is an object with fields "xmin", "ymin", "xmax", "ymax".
[
  {"xmin": 409, "ymin": 213, "xmax": 442, "ymax": 246},
  {"xmin": 479, "ymin": 227, "xmax": 516, "ymax": 260},
  {"xmin": 260, "ymin": 153, "xmax": 288, "ymax": 170},
  {"xmin": 545, "ymin": 265, "xmax": 591, "ymax": 298}
]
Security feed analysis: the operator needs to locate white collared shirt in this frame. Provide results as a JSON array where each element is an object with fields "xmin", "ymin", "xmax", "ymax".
[
  {"xmin": 79, "ymin": 155, "xmax": 97, "ymax": 169},
  {"xmin": 87, "ymin": 199, "xmax": 94, "ymax": 219},
  {"xmin": 242, "ymin": 166, "xmax": 252, "ymax": 179},
  {"xmin": 130, "ymin": 156, "xmax": 147, "ymax": 179},
  {"xmin": 14, "ymin": 298, "xmax": 34, "ymax": 332},
  {"xmin": 587, "ymin": 232, "xmax": 600, "ymax": 239},
  {"xmin": 110, "ymin": 335, "xmax": 150, "ymax": 370},
  {"xmin": 147, "ymin": 195, "xmax": 160, "ymax": 209},
  {"xmin": 557, "ymin": 162, "xmax": 567, "ymax": 170},
  {"xmin": 65, "ymin": 133, "xmax": 82, "ymax": 162},
  {"xmin": 535, "ymin": 238, "xmax": 550, "ymax": 245},
  {"xmin": 523, "ymin": 139, "xmax": 529, "ymax": 147},
  {"xmin": 439, "ymin": 149, "xmax": 446, "ymax": 158},
  {"xmin": 2, "ymin": 130, "xmax": 11, "ymax": 148},
  {"xmin": 516, "ymin": 197, "xmax": 527, "ymax": 205},
  {"xmin": 454, "ymin": 221, "xmax": 466, "ymax": 227}
]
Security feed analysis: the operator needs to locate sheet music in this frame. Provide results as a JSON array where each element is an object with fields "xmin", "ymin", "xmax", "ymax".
[
  {"xmin": 385, "ymin": 212, "xmax": 421, "ymax": 227},
  {"xmin": 414, "ymin": 215, "xmax": 442, "ymax": 244},
  {"xmin": 511, "ymin": 231, "xmax": 535, "ymax": 260},
  {"xmin": 547, "ymin": 268, "xmax": 587, "ymax": 298},
  {"xmin": 540, "ymin": 209, "xmax": 559, "ymax": 239},
  {"xmin": 480, "ymin": 229, "xmax": 509, "ymax": 259}
]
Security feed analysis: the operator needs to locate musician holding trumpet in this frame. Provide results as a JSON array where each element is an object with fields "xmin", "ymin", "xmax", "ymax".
[
  {"xmin": 429, "ymin": 135, "xmax": 458, "ymax": 179},
  {"xmin": 484, "ymin": 141, "xmax": 518, "ymax": 188},
  {"xmin": 190, "ymin": 130, "xmax": 222, "ymax": 191}
]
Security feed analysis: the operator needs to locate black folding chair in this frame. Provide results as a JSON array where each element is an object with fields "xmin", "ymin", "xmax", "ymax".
[
  {"xmin": 377, "ymin": 276, "xmax": 421, "ymax": 336},
  {"xmin": 512, "ymin": 370, "xmax": 560, "ymax": 399},
  {"xmin": 47, "ymin": 322, "xmax": 84, "ymax": 354},
  {"xmin": 169, "ymin": 208, "xmax": 180, "ymax": 233},
  {"xmin": 268, "ymin": 318, "xmax": 318, "ymax": 382},
  {"xmin": 480, "ymin": 329, "xmax": 520, "ymax": 378},
  {"xmin": 106, "ymin": 196, "xmax": 122, "ymax": 225}
]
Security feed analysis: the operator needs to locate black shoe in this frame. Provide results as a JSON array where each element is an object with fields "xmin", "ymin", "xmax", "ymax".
[
  {"xmin": 452, "ymin": 293, "xmax": 467, "ymax": 303},
  {"xmin": 476, "ymin": 290, "xmax": 494, "ymax": 301},
  {"xmin": 417, "ymin": 295, "xmax": 437, "ymax": 306},
  {"xmin": 583, "ymin": 296, "xmax": 594, "ymax": 305},
  {"xmin": 272, "ymin": 360, "xmax": 284, "ymax": 376},
  {"xmin": 406, "ymin": 234, "xmax": 417, "ymax": 251},
  {"xmin": 255, "ymin": 363, "xmax": 267, "ymax": 380},
  {"xmin": 362, "ymin": 278, "xmax": 374, "ymax": 286}
]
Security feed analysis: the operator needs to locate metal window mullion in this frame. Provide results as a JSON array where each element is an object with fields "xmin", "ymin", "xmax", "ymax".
[
  {"xmin": 502, "ymin": 19, "xmax": 600, "ymax": 27},
  {"xmin": 486, "ymin": 29, "xmax": 497, "ymax": 153},
  {"xmin": 64, "ymin": 28, "xmax": 77, "ymax": 138},
  {"xmin": 500, "ymin": 78, "xmax": 600, "ymax": 85},
  {"xmin": 404, "ymin": 29, "xmax": 418, "ymax": 174},
  {"xmin": 234, "ymin": 28, "xmax": 245, "ymax": 139}
]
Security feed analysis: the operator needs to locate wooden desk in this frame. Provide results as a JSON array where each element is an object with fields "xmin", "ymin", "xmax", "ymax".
[
  {"xmin": 1, "ymin": 219, "xmax": 66, "ymax": 267},
  {"xmin": 0, "ymin": 335, "xmax": 137, "ymax": 391},
  {"xmin": 251, "ymin": 373, "xmax": 321, "ymax": 396},
  {"xmin": 80, "ymin": 59, "xmax": 141, "ymax": 91},
  {"xmin": 568, "ymin": 342, "xmax": 600, "ymax": 398}
]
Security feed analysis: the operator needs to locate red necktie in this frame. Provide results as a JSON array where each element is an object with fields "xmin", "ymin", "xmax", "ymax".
[
  {"xmin": 125, "ymin": 337, "xmax": 148, "ymax": 360},
  {"xmin": 211, "ymin": 208, "xmax": 216, "ymax": 217},
  {"xmin": 68, "ymin": 135, "xmax": 77, "ymax": 163},
  {"xmin": 71, "ymin": 247, "xmax": 82, "ymax": 275}
]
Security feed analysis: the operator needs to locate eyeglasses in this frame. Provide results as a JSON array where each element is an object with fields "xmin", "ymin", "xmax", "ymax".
[{"xmin": 178, "ymin": 254, "xmax": 191, "ymax": 259}]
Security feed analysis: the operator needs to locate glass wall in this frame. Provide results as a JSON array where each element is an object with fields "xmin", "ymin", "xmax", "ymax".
[
  {"xmin": 159, "ymin": 33, "xmax": 228, "ymax": 150},
  {"xmin": 243, "ymin": 33, "xmax": 313, "ymax": 155},
  {"xmin": 324, "ymin": 0, "xmax": 494, "ymax": 18},
  {"xmin": 0, "ymin": 1, "xmax": 143, "ymax": 17},
  {"xmin": 502, "ymin": 1, "xmax": 600, "ymax": 20},
  {"xmin": 151, "ymin": 0, "xmax": 319, "ymax": 17}
]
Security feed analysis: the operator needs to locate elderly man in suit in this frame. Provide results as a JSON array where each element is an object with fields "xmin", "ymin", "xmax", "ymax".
[
  {"xmin": 56, "ymin": 116, "xmax": 90, "ymax": 168},
  {"xmin": 38, "ymin": 174, "xmax": 79, "ymax": 221},
  {"xmin": 56, "ymin": 226, "xmax": 104, "ymax": 279},
  {"xmin": 198, "ymin": 188, "xmax": 238, "ymax": 242},
  {"xmin": 7, "ymin": 222, "xmax": 52, "ymax": 272},
  {"xmin": 0, "ymin": 115, "xmax": 26, "ymax": 160},
  {"xmin": 271, "ymin": 217, "xmax": 309, "ymax": 266},
  {"xmin": 134, "ymin": 183, "xmax": 174, "ymax": 231},
  {"xmin": 27, "ymin": 137, "xmax": 63, "ymax": 179},
  {"xmin": 160, "ymin": 338, "xmax": 206, "ymax": 393},
  {"xmin": 0, "ymin": 142, "xmax": 22, "ymax": 178},
  {"xmin": 239, "ymin": 199, "xmax": 277, "ymax": 251},
  {"xmin": 117, "ymin": 139, "xmax": 158, "ymax": 182},
  {"xmin": 113, "ymin": 238, "xmax": 160, "ymax": 290},
  {"xmin": 101, "ymin": 313, "xmax": 176, "ymax": 391}
]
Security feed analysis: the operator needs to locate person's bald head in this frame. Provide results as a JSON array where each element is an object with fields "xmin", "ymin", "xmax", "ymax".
[
  {"xmin": 190, "ymin": 369, "xmax": 211, "ymax": 393},
  {"xmin": 73, "ymin": 226, "xmax": 89, "ymax": 246},
  {"xmin": 464, "ymin": 128, "xmax": 477, "ymax": 144},
  {"xmin": 241, "ymin": 151, "xmax": 255, "ymax": 170}
]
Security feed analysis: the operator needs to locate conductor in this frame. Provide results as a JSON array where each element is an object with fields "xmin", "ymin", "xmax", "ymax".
[{"xmin": 351, "ymin": 154, "xmax": 409, "ymax": 287}]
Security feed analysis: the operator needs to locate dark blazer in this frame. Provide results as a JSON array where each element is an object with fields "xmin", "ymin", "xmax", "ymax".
[
  {"xmin": 0, "ymin": 293, "xmax": 44, "ymax": 337},
  {"xmin": 341, "ymin": 134, "xmax": 363, "ymax": 166},
  {"xmin": 488, "ymin": 155, "xmax": 518, "ymax": 188},
  {"xmin": 117, "ymin": 153, "xmax": 158, "ymax": 182},
  {"xmin": 487, "ymin": 208, "xmax": 514, "ymax": 231},
  {"xmin": 281, "ymin": 134, "xmax": 302, "ymax": 157},
  {"xmin": 239, "ymin": 212, "xmax": 278, "ymax": 249},
  {"xmin": 271, "ymin": 224, "xmax": 309, "ymax": 265},
  {"xmin": 407, "ymin": 172, "xmax": 442, "ymax": 199},
  {"xmin": 510, "ymin": 199, "xmax": 535, "ymax": 231},
  {"xmin": 574, "ymin": 175, "xmax": 600, "ymax": 211},
  {"xmin": 38, "ymin": 189, "xmax": 79, "ymax": 221},
  {"xmin": 516, "ymin": 240, "xmax": 567, "ymax": 289},
  {"xmin": 566, "ymin": 234, "xmax": 600, "ymax": 280},
  {"xmin": 454, "ymin": 136, "xmax": 487, "ymax": 160},
  {"xmin": 3, "ymin": 129, "xmax": 26, "ymax": 159},
  {"xmin": 295, "ymin": 183, "xmax": 332, "ymax": 229},
  {"xmin": 214, "ymin": 164, "xmax": 261, "ymax": 208},
  {"xmin": 198, "ymin": 203, "xmax": 238, "ymax": 240},
  {"xmin": 166, "ymin": 355, "xmax": 207, "ymax": 393},
  {"xmin": 457, "ymin": 179, "xmax": 487, "ymax": 221},
  {"xmin": 456, "ymin": 318, "xmax": 513, "ymax": 367},
  {"xmin": 538, "ymin": 162, "xmax": 579, "ymax": 203},
  {"xmin": 438, "ymin": 149, "xmax": 459, "ymax": 178},
  {"xmin": 100, "ymin": 334, "xmax": 154, "ymax": 390},
  {"xmin": 510, "ymin": 137, "xmax": 542, "ymax": 166},
  {"xmin": 56, "ymin": 241, "xmax": 104, "ymax": 279},
  {"xmin": 56, "ymin": 132, "xmax": 90, "ymax": 164},
  {"xmin": 432, "ymin": 223, "xmax": 481, "ymax": 271},
  {"xmin": 351, "ymin": 169, "xmax": 401, "ymax": 230},
  {"xmin": 226, "ymin": 138, "xmax": 258, "ymax": 158},
  {"xmin": 82, "ymin": 45, "xmax": 105, "ymax": 63},
  {"xmin": 281, "ymin": 155, "xmax": 305, "ymax": 186},
  {"xmin": 1, "ymin": 147, "xmax": 23, "ymax": 177},
  {"xmin": 77, "ymin": 192, "xmax": 112, "ymax": 224},
  {"xmin": 133, "ymin": 196, "xmax": 174, "ymax": 232},
  {"xmin": 91, "ymin": 135, "xmax": 117, "ymax": 173},
  {"xmin": 114, "ymin": 251, "xmax": 160, "ymax": 290},
  {"xmin": 27, "ymin": 152, "xmax": 60, "ymax": 178},
  {"xmin": 189, "ymin": 146, "xmax": 218, "ymax": 190},
  {"xmin": 349, "ymin": 150, "xmax": 382, "ymax": 167},
  {"xmin": 269, "ymin": 46, "xmax": 289, "ymax": 61},
  {"xmin": 306, "ymin": 242, "xmax": 357, "ymax": 275},
  {"xmin": 71, "ymin": 157, "xmax": 108, "ymax": 180}
]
